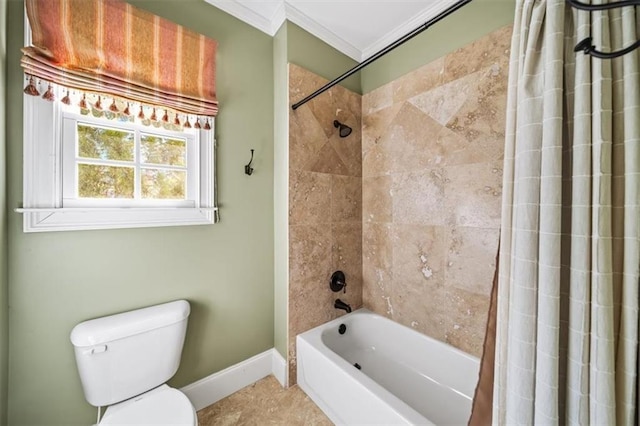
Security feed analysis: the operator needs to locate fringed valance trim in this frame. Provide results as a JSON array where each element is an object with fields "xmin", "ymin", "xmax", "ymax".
[
  {"xmin": 21, "ymin": 53, "xmax": 219, "ymax": 117},
  {"xmin": 24, "ymin": 77, "xmax": 213, "ymax": 132}
]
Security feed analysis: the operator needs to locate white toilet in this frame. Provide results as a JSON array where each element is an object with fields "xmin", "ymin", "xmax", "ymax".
[{"xmin": 70, "ymin": 300, "xmax": 197, "ymax": 425}]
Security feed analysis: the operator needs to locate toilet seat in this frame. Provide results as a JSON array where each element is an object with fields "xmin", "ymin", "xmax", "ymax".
[{"xmin": 100, "ymin": 385, "xmax": 197, "ymax": 425}]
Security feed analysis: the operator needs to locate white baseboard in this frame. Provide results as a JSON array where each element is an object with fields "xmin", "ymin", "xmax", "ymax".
[
  {"xmin": 181, "ymin": 348, "xmax": 286, "ymax": 411},
  {"xmin": 271, "ymin": 349, "xmax": 287, "ymax": 387}
]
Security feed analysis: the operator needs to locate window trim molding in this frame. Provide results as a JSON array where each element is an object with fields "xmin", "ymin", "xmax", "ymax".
[{"xmin": 21, "ymin": 95, "xmax": 217, "ymax": 233}]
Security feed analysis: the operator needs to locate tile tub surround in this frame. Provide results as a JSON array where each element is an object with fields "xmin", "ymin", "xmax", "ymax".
[
  {"xmin": 361, "ymin": 25, "xmax": 511, "ymax": 357},
  {"xmin": 288, "ymin": 63, "xmax": 363, "ymax": 385}
]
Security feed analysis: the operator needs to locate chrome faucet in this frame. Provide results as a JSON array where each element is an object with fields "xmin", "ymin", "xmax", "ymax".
[{"xmin": 334, "ymin": 299, "xmax": 352, "ymax": 313}]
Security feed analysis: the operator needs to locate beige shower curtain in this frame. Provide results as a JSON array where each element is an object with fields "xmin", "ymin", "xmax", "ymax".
[{"xmin": 493, "ymin": 0, "xmax": 639, "ymax": 424}]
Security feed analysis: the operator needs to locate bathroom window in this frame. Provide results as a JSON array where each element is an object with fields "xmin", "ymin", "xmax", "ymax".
[
  {"xmin": 62, "ymin": 115, "xmax": 198, "ymax": 208},
  {"xmin": 20, "ymin": 95, "xmax": 217, "ymax": 232}
]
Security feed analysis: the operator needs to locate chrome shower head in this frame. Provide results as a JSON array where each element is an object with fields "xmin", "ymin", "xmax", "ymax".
[{"xmin": 333, "ymin": 120, "xmax": 352, "ymax": 138}]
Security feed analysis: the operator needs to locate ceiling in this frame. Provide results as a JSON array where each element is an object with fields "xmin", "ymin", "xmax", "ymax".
[{"xmin": 203, "ymin": 0, "xmax": 459, "ymax": 61}]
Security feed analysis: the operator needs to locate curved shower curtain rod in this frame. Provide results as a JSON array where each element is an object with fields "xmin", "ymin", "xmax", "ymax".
[{"xmin": 290, "ymin": 0, "xmax": 473, "ymax": 110}]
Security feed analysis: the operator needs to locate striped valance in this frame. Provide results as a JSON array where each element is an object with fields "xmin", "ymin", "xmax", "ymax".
[{"xmin": 22, "ymin": 0, "xmax": 218, "ymax": 118}]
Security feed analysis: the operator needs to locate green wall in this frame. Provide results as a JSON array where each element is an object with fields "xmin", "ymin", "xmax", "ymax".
[
  {"xmin": 0, "ymin": 0, "xmax": 8, "ymax": 423},
  {"xmin": 6, "ymin": 1, "xmax": 274, "ymax": 424},
  {"xmin": 361, "ymin": 0, "xmax": 515, "ymax": 93}
]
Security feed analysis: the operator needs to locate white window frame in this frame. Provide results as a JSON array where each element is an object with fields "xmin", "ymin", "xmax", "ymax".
[{"xmin": 21, "ymin": 94, "xmax": 217, "ymax": 232}]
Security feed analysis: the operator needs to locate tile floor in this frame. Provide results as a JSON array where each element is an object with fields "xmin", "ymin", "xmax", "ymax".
[{"xmin": 197, "ymin": 376, "xmax": 332, "ymax": 426}]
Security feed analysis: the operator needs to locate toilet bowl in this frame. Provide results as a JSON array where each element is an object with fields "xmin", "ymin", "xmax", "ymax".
[{"xmin": 71, "ymin": 300, "xmax": 197, "ymax": 425}]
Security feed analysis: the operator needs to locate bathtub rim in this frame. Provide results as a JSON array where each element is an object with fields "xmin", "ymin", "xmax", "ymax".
[{"xmin": 302, "ymin": 307, "xmax": 480, "ymax": 365}]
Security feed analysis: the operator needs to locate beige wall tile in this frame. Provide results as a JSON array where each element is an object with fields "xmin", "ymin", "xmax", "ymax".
[
  {"xmin": 307, "ymin": 142, "xmax": 350, "ymax": 175},
  {"xmin": 391, "ymin": 224, "xmax": 445, "ymax": 289},
  {"xmin": 443, "ymin": 287, "xmax": 491, "ymax": 357},
  {"xmin": 289, "ymin": 170, "xmax": 332, "ymax": 225},
  {"xmin": 362, "ymin": 144, "xmax": 391, "ymax": 178},
  {"xmin": 289, "ymin": 105, "xmax": 328, "ymax": 171},
  {"xmin": 445, "ymin": 63, "xmax": 509, "ymax": 146},
  {"xmin": 435, "ymin": 121, "xmax": 504, "ymax": 167},
  {"xmin": 287, "ymin": 64, "xmax": 362, "ymax": 385},
  {"xmin": 362, "ymin": 223, "xmax": 393, "ymax": 317},
  {"xmin": 391, "ymin": 286, "xmax": 447, "ymax": 341},
  {"xmin": 363, "ymin": 83, "xmax": 393, "ymax": 115},
  {"xmin": 289, "ymin": 63, "xmax": 322, "ymax": 103},
  {"xmin": 445, "ymin": 226, "xmax": 499, "ymax": 296},
  {"xmin": 444, "ymin": 162, "xmax": 503, "ymax": 228},
  {"xmin": 343, "ymin": 88, "xmax": 364, "ymax": 124},
  {"xmin": 361, "ymin": 25, "xmax": 511, "ymax": 359},
  {"xmin": 392, "ymin": 169, "xmax": 446, "ymax": 226},
  {"xmin": 289, "ymin": 224, "xmax": 332, "ymax": 293},
  {"xmin": 442, "ymin": 25, "xmax": 512, "ymax": 83},
  {"xmin": 377, "ymin": 103, "xmax": 444, "ymax": 173},
  {"xmin": 362, "ymin": 103, "xmax": 402, "ymax": 161},
  {"xmin": 288, "ymin": 223, "xmax": 335, "ymax": 384},
  {"xmin": 389, "ymin": 224, "xmax": 447, "ymax": 340},
  {"xmin": 392, "ymin": 57, "xmax": 445, "ymax": 104},
  {"xmin": 363, "ymin": 175, "xmax": 392, "ymax": 224},
  {"xmin": 331, "ymin": 175, "xmax": 362, "ymax": 222},
  {"xmin": 407, "ymin": 69, "xmax": 485, "ymax": 126}
]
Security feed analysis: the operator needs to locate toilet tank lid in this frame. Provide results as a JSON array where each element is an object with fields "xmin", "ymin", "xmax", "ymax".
[{"xmin": 70, "ymin": 300, "xmax": 190, "ymax": 347}]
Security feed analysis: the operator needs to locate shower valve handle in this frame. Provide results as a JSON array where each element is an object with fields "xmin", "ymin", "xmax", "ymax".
[{"xmin": 330, "ymin": 271, "xmax": 347, "ymax": 293}]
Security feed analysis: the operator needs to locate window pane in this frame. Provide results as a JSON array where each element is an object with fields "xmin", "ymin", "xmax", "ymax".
[
  {"xmin": 141, "ymin": 134, "xmax": 186, "ymax": 166},
  {"xmin": 141, "ymin": 168, "xmax": 186, "ymax": 199},
  {"xmin": 77, "ymin": 124, "xmax": 134, "ymax": 161},
  {"xmin": 78, "ymin": 164, "xmax": 134, "ymax": 198}
]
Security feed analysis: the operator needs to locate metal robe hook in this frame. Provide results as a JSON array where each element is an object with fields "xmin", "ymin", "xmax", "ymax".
[{"xmin": 245, "ymin": 149, "xmax": 254, "ymax": 176}]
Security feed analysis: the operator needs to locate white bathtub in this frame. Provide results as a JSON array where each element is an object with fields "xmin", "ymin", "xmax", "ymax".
[{"xmin": 297, "ymin": 309, "xmax": 480, "ymax": 425}]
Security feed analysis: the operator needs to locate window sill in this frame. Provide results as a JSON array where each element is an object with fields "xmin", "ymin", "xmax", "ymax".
[{"xmin": 16, "ymin": 207, "xmax": 218, "ymax": 233}]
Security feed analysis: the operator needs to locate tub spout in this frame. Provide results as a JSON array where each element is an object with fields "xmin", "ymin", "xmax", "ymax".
[{"xmin": 334, "ymin": 299, "xmax": 352, "ymax": 313}]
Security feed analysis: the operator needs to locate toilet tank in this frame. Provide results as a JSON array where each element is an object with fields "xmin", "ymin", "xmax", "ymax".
[{"xmin": 70, "ymin": 300, "xmax": 190, "ymax": 407}]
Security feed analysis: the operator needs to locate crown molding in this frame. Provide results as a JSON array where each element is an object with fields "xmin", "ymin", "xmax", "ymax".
[
  {"xmin": 204, "ymin": 0, "xmax": 458, "ymax": 62},
  {"xmin": 203, "ymin": 0, "xmax": 359, "ymax": 59},
  {"xmin": 203, "ymin": 0, "xmax": 280, "ymax": 36},
  {"xmin": 283, "ymin": 2, "xmax": 361, "ymax": 61},
  {"xmin": 270, "ymin": 2, "xmax": 287, "ymax": 35},
  {"xmin": 361, "ymin": 0, "xmax": 459, "ymax": 60}
]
